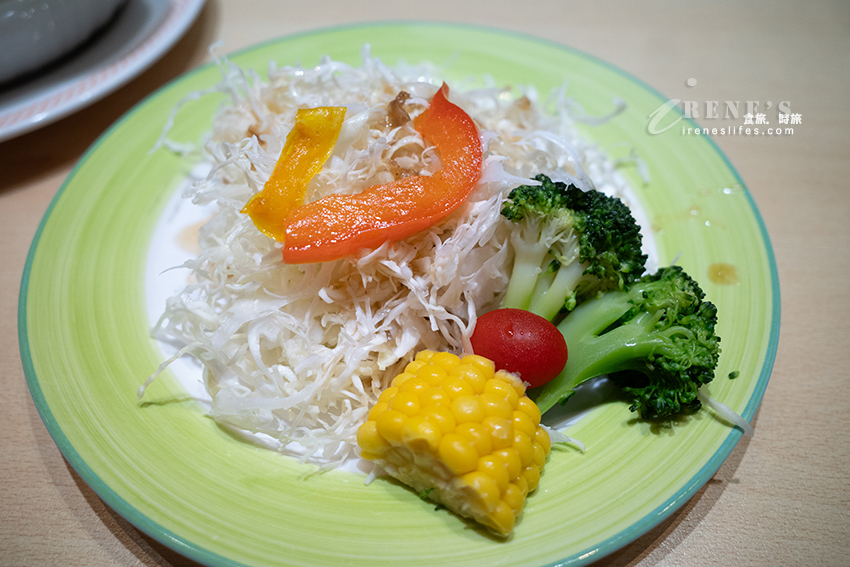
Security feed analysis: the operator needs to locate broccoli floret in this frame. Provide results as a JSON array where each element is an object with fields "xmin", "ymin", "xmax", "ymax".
[
  {"xmin": 533, "ymin": 265, "xmax": 721, "ymax": 420},
  {"xmin": 500, "ymin": 174, "xmax": 647, "ymax": 321}
]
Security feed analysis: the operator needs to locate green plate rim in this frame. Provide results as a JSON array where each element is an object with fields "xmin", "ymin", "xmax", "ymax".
[{"xmin": 19, "ymin": 20, "xmax": 779, "ymax": 567}]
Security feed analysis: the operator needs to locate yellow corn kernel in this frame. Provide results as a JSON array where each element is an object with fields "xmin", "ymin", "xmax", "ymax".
[
  {"xmin": 398, "ymin": 375, "xmax": 429, "ymax": 396},
  {"xmin": 450, "ymin": 364, "xmax": 488, "ymax": 394},
  {"xmin": 416, "ymin": 363, "xmax": 449, "ymax": 385},
  {"xmin": 532, "ymin": 441, "xmax": 547, "ymax": 468},
  {"xmin": 523, "ymin": 463, "xmax": 541, "ymax": 491},
  {"xmin": 494, "ymin": 447, "xmax": 522, "ymax": 480},
  {"xmin": 482, "ymin": 416, "xmax": 512, "ymax": 450},
  {"xmin": 421, "ymin": 404, "xmax": 456, "ymax": 434},
  {"xmin": 420, "ymin": 386, "xmax": 449, "ymax": 407},
  {"xmin": 514, "ymin": 475, "xmax": 529, "ymax": 498},
  {"xmin": 455, "ymin": 422, "xmax": 492, "ymax": 457},
  {"xmin": 415, "ymin": 350, "xmax": 436, "ymax": 362},
  {"xmin": 495, "ymin": 369, "xmax": 527, "ymax": 398},
  {"xmin": 512, "ymin": 380, "xmax": 527, "ymax": 399},
  {"xmin": 484, "ymin": 378, "xmax": 519, "ymax": 409},
  {"xmin": 513, "ymin": 431, "xmax": 534, "ymax": 468},
  {"xmin": 516, "ymin": 396, "xmax": 542, "ymax": 425},
  {"xmin": 512, "ymin": 410, "xmax": 537, "ymax": 437},
  {"xmin": 376, "ymin": 409, "xmax": 406, "ymax": 444},
  {"xmin": 535, "ymin": 427, "xmax": 552, "ymax": 454},
  {"xmin": 405, "ymin": 360, "xmax": 427, "ymax": 374},
  {"xmin": 440, "ymin": 376, "xmax": 474, "ymax": 400},
  {"xmin": 368, "ymin": 401, "xmax": 389, "ymax": 421},
  {"xmin": 430, "ymin": 351, "xmax": 462, "ymax": 370},
  {"xmin": 356, "ymin": 350, "xmax": 553, "ymax": 536},
  {"xmin": 438, "ymin": 433, "xmax": 479, "ymax": 475},
  {"xmin": 451, "ymin": 395, "xmax": 485, "ymax": 424},
  {"xmin": 461, "ymin": 353, "xmax": 495, "ymax": 374},
  {"xmin": 479, "ymin": 393, "xmax": 513, "ymax": 420},
  {"xmin": 477, "ymin": 454, "xmax": 509, "ymax": 493},
  {"xmin": 401, "ymin": 416, "xmax": 442, "ymax": 453},
  {"xmin": 392, "ymin": 372, "xmax": 415, "ymax": 387},
  {"xmin": 356, "ymin": 420, "xmax": 388, "ymax": 455},
  {"xmin": 377, "ymin": 386, "xmax": 399, "ymax": 404},
  {"xmin": 390, "ymin": 391, "xmax": 421, "ymax": 417},
  {"xmin": 358, "ymin": 450, "xmax": 382, "ymax": 461},
  {"xmin": 488, "ymin": 501, "xmax": 516, "ymax": 535},
  {"xmin": 460, "ymin": 471, "xmax": 501, "ymax": 513},
  {"xmin": 503, "ymin": 483, "xmax": 524, "ymax": 512}
]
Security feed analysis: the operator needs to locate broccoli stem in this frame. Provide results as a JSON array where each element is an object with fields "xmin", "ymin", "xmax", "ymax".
[
  {"xmin": 533, "ymin": 292, "xmax": 659, "ymax": 413},
  {"xmin": 528, "ymin": 260, "xmax": 585, "ymax": 321},
  {"xmin": 500, "ymin": 175, "xmax": 647, "ymax": 321},
  {"xmin": 501, "ymin": 237, "xmax": 549, "ymax": 311},
  {"xmin": 532, "ymin": 266, "xmax": 721, "ymax": 419}
]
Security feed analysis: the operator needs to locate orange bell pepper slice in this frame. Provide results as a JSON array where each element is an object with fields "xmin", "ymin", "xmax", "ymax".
[
  {"xmin": 281, "ymin": 83, "xmax": 482, "ymax": 264},
  {"xmin": 241, "ymin": 106, "xmax": 346, "ymax": 240}
]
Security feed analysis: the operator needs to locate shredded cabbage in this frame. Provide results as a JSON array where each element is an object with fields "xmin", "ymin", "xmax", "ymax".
[
  {"xmin": 699, "ymin": 390, "xmax": 755, "ymax": 437},
  {"xmin": 142, "ymin": 46, "xmax": 645, "ymax": 469}
]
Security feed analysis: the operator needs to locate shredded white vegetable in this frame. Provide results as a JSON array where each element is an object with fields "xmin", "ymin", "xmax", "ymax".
[
  {"xmin": 142, "ymin": 46, "xmax": 642, "ymax": 468},
  {"xmin": 699, "ymin": 389, "xmax": 755, "ymax": 437},
  {"xmin": 541, "ymin": 424, "xmax": 587, "ymax": 453}
]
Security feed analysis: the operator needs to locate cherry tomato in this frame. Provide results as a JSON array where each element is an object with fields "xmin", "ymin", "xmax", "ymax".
[{"xmin": 470, "ymin": 308, "xmax": 568, "ymax": 389}]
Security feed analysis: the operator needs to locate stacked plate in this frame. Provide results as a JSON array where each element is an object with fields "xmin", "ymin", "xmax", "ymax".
[{"xmin": 0, "ymin": 0, "xmax": 205, "ymax": 141}]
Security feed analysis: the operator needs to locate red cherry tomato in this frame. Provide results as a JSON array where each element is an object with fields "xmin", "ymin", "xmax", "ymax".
[{"xmin": 470, "ymin": 308, "xmax": 568, "ymax": 389}]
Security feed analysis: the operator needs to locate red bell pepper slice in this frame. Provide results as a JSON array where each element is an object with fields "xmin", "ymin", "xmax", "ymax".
[{"xmin": 280, "ymin": 83, "xmax": 482, "ymax": 264}]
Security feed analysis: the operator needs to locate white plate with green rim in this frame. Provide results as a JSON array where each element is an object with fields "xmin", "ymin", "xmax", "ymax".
[{"xmin": 20, "ymin": 22, "xmax": 778, "ymax": 567}]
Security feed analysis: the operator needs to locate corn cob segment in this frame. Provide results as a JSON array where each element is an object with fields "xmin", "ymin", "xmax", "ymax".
[{"xmin": 357, "ymin": 350, "xmax": 551, "ymax": 536}]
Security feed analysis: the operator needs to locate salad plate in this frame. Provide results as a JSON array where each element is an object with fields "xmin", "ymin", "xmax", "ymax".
[{"xmin": 20, "ymin": 22, "xmax": 778, "ymax": 567}]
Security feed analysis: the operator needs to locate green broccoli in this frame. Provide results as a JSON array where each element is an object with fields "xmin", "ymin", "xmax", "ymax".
[
  {"xmin": 533, "ymin": 265, "xmax": 721, "ymax": 420},
  {"xmin": 500, "ymin": 174, "xmax": 647, "ymax": 321}
]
